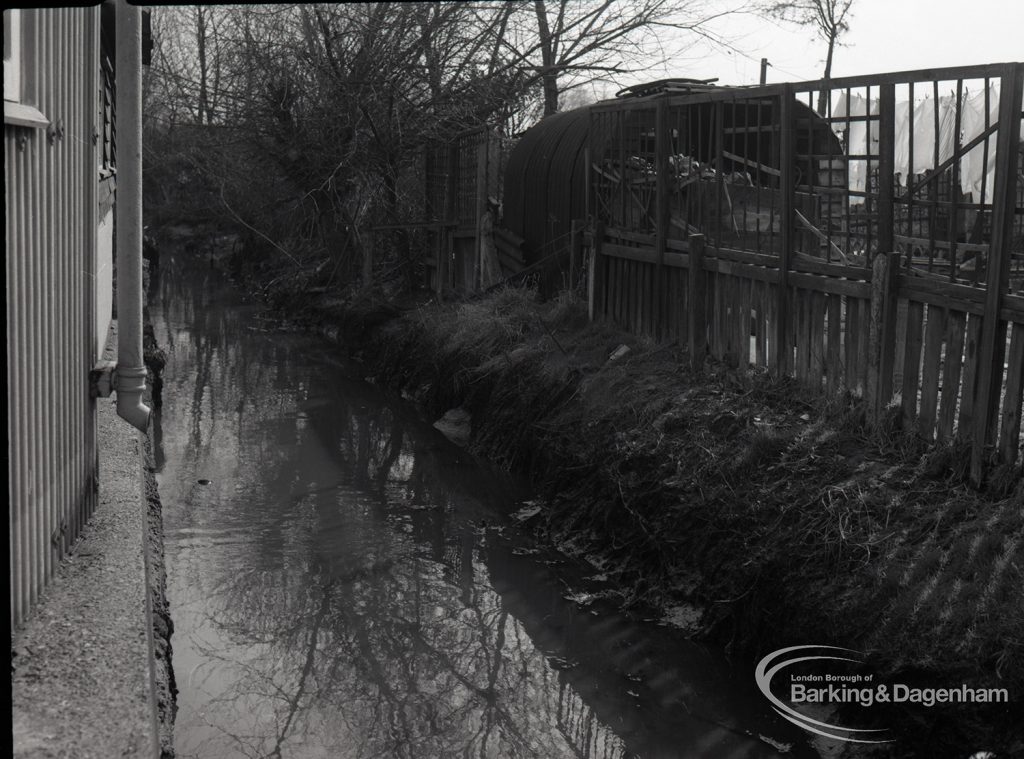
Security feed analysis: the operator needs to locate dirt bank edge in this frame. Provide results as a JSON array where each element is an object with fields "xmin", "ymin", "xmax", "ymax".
[
  {"xmin": 142, "ymin": 429, "xmax": 177, "ymax": 759},
  {"xmin": 296, "ymin": 284, "xmax": 1023, "ymax": 757}
]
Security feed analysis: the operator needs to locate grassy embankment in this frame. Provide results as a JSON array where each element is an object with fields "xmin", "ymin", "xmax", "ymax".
[{"xmin": 227, "ymin": 242, "xmax": 1021, "ymax": 756}]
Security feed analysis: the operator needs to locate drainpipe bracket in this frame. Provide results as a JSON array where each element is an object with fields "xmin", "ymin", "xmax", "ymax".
[
  {"xmin": 113, "ymin": 364, "xmax": 149, "ymax": 393},
  {"xmin": 89, "ymin": 360, "xmax": 118, "ymax": 398}
]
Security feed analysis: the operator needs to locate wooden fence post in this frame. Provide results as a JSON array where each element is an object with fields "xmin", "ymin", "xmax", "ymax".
[
  {"xmin": 877, "ymin": 83, "xmax": 896, "ymax": 254},
  {"xmin": 655, "ymin": 98, "xmax": 670, "ymax": 339},
  {"xmin": 571, "ymin": 219, "xmax": 585, "ymax": 290},
  {"xmin": 971, "ymin": 63, "xmax": 1023, "ymax": 485},
  {"xmin": 435, "ymin": 224, "xmax": 451, "ymax": 297},
  {"xmin": 588, "ymin": 221, "xmax": 606, "ymax": 321},
  {"xmin": 775, "ymin": 85, "xmax": 796, "ymax": 376},
  {"xmin": 867, "ymin": 251, "xmax": 899, "ymax": 423},
  {"xmin": 438, "ymin": 137, "xmax": 458, "ymax": 294},
  {"xmin": 688, "ymin": 233, "xmax": 707, "ymax": 370},
  {"xmin": 475, "ymin": 133, "xmax": 489, "ymax": 290}
]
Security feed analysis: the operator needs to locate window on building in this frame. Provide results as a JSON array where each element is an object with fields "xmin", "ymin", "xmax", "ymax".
[
  {"xmin": 4, "ymin": 9, "xmax": 22, "ymax": 102},
  {"xmin": 4, "ymin": 8, "xmax": 48, "ymax": 128},
  {"xmin": 100, "ymin": 2, "xmax": 116, "ymax": 175}
]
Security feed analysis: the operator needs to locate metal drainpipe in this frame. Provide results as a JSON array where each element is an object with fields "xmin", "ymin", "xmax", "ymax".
[{"xmin": 114, "ymin": 0, "xmax": 150, "ymax": 432}]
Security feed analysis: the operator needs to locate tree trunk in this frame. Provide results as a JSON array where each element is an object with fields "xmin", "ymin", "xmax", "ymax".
[
  {"xmin": 817, "ymin": 30, "xmax": 837, "ymax": 116},
  {"xmin": 196, "ymin": 7, "xmax": 209, "ymax": 124},
  {"xmin": 534, "ymin": 0, "xmax": 559, "ymax": 116}
]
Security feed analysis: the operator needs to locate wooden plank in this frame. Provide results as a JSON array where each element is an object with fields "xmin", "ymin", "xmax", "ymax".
[
  {"xmin": 643, "ymin": 261, "xmax": 651, "ymax": 334},
  {"xmin": 794, "ymin": 209, "xmax": 850, "ymax": 264},
  {"xmin": 743, "ymin": 276, "xmax": 755, "ymax": 366},
  {"xmin": 937, "ymin": 311, "xmax": 967, "ymax": 441},
  {"xmin": 705, "ymin": 258, "xmax": 780, "ymax": 285},
  {"xmin": 810, "ymin": 290, "xmax": 827, "ymax": 389},
  {"xmin": 899, "ymin": 280, "xmax": 985, "ymax": 316},
  {"xmin": 605, "ymin": 243, "xmax": 695, "ymax": 270},
  {"xmin": 792, "ymin": 252, "xmax": 872, "ymax": 281},
  {"xmin": 937, "ymin": 307, "xmax": 966, "ymax": 438},
  {"xmin": 784, "ymin": 286, "xmax": 797, "ymax": 378},
  {"xmin": 958, "ymin": 312, "xmax": 985, "ymax": 436},
  {"xmin": 754, "ymin": 279, "xmax": 767, "ymax": 368},
  {"xmin": 972, "ymin": 63, "xmax": 1023, "ymax": 484},
  {"xmin": 721, "ymin": 274, "xmax": 734, "ymax": 365},
  {"xmin": 794, "ymin": 289, "xmax": 809, "ymax": 384},
  {"xmin": 609, "ymin": 254, "xmax": 620, "ymax": 324},
  {"xmin": 845, "ymin": 297, "xmax": 861, "ymax": 394},
  {"xmin": 870, "ymin": 253, "xmax": 899, "ymax": 418},
  {"xmin": 569, "ymin": 220, "xmax": 583, "ymax": 287},
  {"xmin": 877, "ymin": 83, "xmax": 896, "ymax": 254},
  {"xmin": 710, "ymin": 245, "xmax": 780, "ymax": 269},
  {"xmin": 721, "ymin": 149, "xmax": 781, "ymax": 177},
  {"xmin": 708, "ymin": 271, "xmax": 719, "ymax": 360},
  {"xmin": 622, "ymin": 258, "xmax": 631, "ymax": 331},
  {"xmin": 605, "ymin": 227, "xmax": 656, "ymax": 245},
  {"xmin": 901, "ymin": 301, "xmax": 926, "ymax": 429},
  {"xmin": 637, "ymin": 261, "xmax": 646, "ymax": 335},
  {"xmin": 776, "ymin": 85, "xmax": 795, "ymax": 375},
  {"xmin": 655, "ymin": 99, "xmax": 670, "ymax": 339},
  {"xmin": 917, "ymin": 305, "xmax": 947, "ymax": 441},
  {"xmin": 899, "ymin": 273, "xmax": 987, "ymax": 304},
  {"xmin": 591, "ymin": 223, "xmax": 606, "ymax": 319},
  {"xmin": 789, "ymin": 271, "xmax": 872, "ymax": 299},
  {"xmin": 669, "ymin": 268, "xmax": 681, "ymax": 340},
  {"xmin": 998, "ymin": 321, "xmax": 1024, "ymax": 465},
  {"xmin": 826, "ymin": 294, "xmax": 842, "ymax": 394},
  {"xmin": 999, "ymin": 293, "xmax": 1024, "ymax": 323},
  {"xmin": 720, "ymin": 273, "xmax": 731, "ymax": 362},
  {"xmin": 628, "ymin": 260, "xmax": 638, "ymax": 332},
  {"xmin": 737, "ymin": 276, "xmax": 748, "ymax": 366},
  {"xmin": 856, "ymin": 294, "xmax": 871, "ymax": 397},
  {"xmin": 620, "ymin": 257, "xmax": 629, "ymax": 329},
  {"xmin": 604, "ymin": 242, "xmax": 656, "ymax": 264},
  {"xmin": 643, "ymin": 261, "xmax": 653, "ymax": 336}
]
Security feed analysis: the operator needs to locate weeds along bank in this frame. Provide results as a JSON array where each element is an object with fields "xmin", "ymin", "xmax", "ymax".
[{"xmin": 220, "ymin": 243, "xmax": 1022, "ymax": 755}]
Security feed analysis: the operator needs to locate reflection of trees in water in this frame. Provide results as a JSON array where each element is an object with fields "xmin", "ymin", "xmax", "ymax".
[
  {"xmin": 159, "ymin": 263, "xmax": 633, "ymax": 759},
  {"xmin": 175, "ymin": 405, "xmax": 630, "ymax": 759},
  {"xmin": 187, "ymin": 545, "xmax": 633, "ymax": 758}
]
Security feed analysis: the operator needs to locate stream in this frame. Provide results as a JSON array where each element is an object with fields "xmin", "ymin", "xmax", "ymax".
[{"xmin": 150, "ymin": 247, "xmax": 818, "ymax": 759}]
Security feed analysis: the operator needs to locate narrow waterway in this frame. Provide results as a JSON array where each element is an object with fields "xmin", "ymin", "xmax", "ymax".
[{"xmin": 151, "ymin": 248, "xmax": 817, "ymax": 759}]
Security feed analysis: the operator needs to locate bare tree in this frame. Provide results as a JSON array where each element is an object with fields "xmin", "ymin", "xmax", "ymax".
[
  {"xmin": 493, "ymin": 0, "xmax": 742, "ymax": 116},
  {"xmin": 143, "ymin": 2, "xmax": 748, "ymax": 289},
  {"xmin": 762, "ymin": 0, "xmax": 854, "ymax": 113}
]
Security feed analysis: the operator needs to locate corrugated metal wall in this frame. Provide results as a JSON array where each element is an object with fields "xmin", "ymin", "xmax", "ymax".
[{"xmin": 6, "ymin": 7, "xmax": 101, "ymax": 630}]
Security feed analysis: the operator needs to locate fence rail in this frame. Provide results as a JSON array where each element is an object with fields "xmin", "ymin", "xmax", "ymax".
[{"xmin": 587, "ymin": 62, "xmax": 1024, "ymax": 482}]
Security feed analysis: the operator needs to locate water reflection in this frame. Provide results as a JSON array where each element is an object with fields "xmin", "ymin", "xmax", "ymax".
[{"xmin": 153, "ymin": 251, "xmax": 814, "ymax": 759}]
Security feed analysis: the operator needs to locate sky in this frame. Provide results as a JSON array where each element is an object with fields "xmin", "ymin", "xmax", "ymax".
[{"xmin": 614, "ymin": 0, "xmax": 1024, "ymax": 91}]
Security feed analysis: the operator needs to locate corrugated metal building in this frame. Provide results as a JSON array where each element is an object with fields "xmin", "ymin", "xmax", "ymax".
[{"xmin": 5, "ymin": 5, "xmax": 116, "ymax": 629}]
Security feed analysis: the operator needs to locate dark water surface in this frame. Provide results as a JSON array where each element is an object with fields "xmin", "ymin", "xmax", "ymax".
[{"xmin": 151, "ymin": 253, "xmax": 815, "ymax": 759}]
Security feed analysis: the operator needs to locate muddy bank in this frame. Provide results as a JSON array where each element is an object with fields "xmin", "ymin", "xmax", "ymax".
[
  {"xmin": 181, "ymin": 229, "xmax": 1020, "ymax": 756},
  {"xmin": 143, "ymin": 323, "xmax": 176, "ymax": 758},
  {"xmin": 143, "ymin": 432, "xmax": 177, "ymax": 759}
]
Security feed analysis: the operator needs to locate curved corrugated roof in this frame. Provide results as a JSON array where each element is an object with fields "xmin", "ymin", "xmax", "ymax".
[
  {"xmin": 501, "ymin": 88, "xmax": 842, "ymax": 280},
  {"xmin": 503, "ymin": 108, "xmax": 590, "ymax": 273}
]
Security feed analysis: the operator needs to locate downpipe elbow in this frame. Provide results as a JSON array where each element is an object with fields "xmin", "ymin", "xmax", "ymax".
[{"xmin": 115, "ymin": 365, "xmax": 152, "ymax": 432}]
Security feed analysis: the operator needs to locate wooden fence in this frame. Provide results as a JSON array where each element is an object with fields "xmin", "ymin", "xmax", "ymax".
[{"xmin": 586, "ymin": 63, "xmax": 1024, "ymax": 483}]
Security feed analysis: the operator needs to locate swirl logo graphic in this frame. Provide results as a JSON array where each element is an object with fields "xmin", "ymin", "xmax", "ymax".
[{"xmin": 755, "ymin": 645, "xmax": 893, "ymax": 744}]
